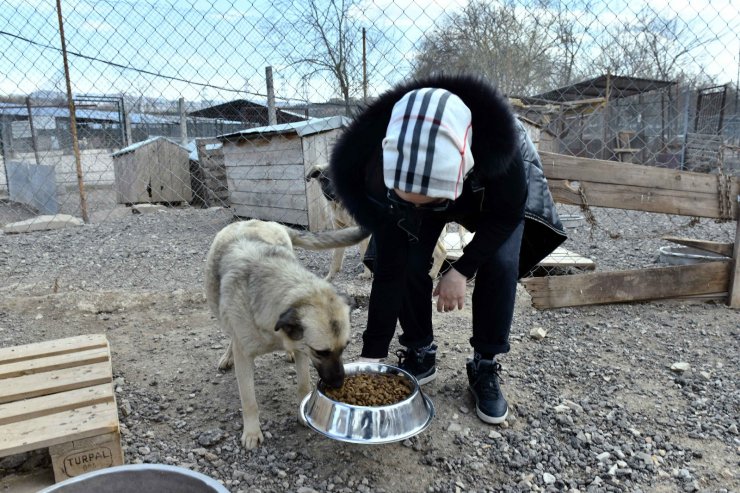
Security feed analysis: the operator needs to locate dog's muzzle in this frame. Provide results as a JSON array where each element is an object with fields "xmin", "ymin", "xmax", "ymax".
[{"xmin": 317, "ymin": 359, "xmax": 345, "ymax": 388}]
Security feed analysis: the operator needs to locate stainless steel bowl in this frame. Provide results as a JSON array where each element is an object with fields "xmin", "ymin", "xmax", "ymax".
[
  {"xmin": 39, "ymin": 464, "xmax": 229, "ymax": 493},
  {"xmin": 300, "ymin": 362, "xmax": 435, "ymax": 444}
]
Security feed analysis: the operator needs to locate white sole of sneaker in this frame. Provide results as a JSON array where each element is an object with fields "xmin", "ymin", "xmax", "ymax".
[
  {"xmin": 476, "ymin": 405, "xmax": 508, "ymax": 424},
  {"xmin": 415, "ymin": 368, "xmax": 437, "ymax": 385}
]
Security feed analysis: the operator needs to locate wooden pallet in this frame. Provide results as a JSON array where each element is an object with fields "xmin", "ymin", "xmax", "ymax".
[
  {"xmin": 0, "ymin": 334, "xmax": 123, "ymax": 482},
  {"xmin": 442, "ymin": 231, "xmax": 595, "ymax": 270}
]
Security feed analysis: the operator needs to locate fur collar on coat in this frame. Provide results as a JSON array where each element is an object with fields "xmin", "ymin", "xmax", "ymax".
[{"xmin": 330, "ymin": 74, "xmax": 518, "ymax": 230}]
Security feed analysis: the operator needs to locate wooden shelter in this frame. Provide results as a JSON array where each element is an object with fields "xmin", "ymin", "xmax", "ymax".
[
  {"xmin": 218, "ymin": 116, "xmax": 350, "ymax": 229},
  {"xmin": 112, "ymin": 136, "xmax": 192, "ymax": 204}
]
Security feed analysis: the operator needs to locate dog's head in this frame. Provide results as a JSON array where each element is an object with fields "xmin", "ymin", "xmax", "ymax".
[
  {"xmin": 274, "ymin": 289, "xmax": 351, "ymax": 388},
  {"xmin": 305, "ymin": 164, "xmax": 337, "ymax": 202}
]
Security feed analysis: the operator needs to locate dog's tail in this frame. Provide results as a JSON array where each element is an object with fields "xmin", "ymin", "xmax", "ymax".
[{"xmin": 287, "ymin": 226, "xmax": 370, "ymax": 251}]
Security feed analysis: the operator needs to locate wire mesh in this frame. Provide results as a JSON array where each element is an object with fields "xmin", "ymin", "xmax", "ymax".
[{"xmin": 0, "ymin": 0, "xmax": 738, "ymax": 294}]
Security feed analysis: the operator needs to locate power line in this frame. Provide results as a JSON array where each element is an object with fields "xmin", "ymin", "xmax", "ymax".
[{"xmin": 0, "ymin": 29, "xmax": 308, "ymax": 104}]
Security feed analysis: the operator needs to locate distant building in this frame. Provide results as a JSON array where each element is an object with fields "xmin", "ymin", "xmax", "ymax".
[{"xmin": 188, "ymin": 100, "xmax": 305, "ymax": 127}]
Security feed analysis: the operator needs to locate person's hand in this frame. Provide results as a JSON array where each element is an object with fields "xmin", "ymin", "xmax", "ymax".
[{"xmin": 433, "ymin": 267, "xmax": 467, "ymax": 312}]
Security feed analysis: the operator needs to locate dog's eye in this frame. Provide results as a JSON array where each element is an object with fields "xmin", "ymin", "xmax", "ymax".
[{"xmin": 313, "ymin": 349, "xmax": 331, "ymax": 357}]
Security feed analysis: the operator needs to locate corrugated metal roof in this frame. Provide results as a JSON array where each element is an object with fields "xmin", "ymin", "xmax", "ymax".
[
  {"xmin": 0, "ymin": 102, "xmax": 178, "ymax": 124},
  {"xmin": 188, "ymin": 99, "xmax": 306, "ymax": 125},
  {"xmin": 111, "ymin": 136, "xmax": 189, "ymax": 157},
  {"xmin": 218, "ymin": 115, "xmax": 350, "ymax": 140},
  {"xmin": 523, "ymin": 75, "xmax": 676, "ymax": 103}
]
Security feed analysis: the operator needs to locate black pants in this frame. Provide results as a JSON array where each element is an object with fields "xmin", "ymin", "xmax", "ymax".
[{"xmin": 361, "ymin": 215, "xmax": 524, "ymax": 359}]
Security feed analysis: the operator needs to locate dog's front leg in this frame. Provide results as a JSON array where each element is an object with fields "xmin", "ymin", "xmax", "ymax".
[
  {"xmin": 232, "ymin": 345, "xmax": 264, "ymax": 449},
  {"xmin": 357, "ymin": 238, "xmax": 373, "ymax": 279},
  {"xmin": 292, "ymin": 350, "xmax": 312, "ymax": 428},
  {"xmin": 217, "ymin": 339, "xmax": 234, "ymax": 371},
  {"xmin": 292, "ymin": 351, "xmax": 312, "ymax": 401},
  {"xmin": 326, "ymin": 247, "xmax": 345, "ymax": 281},
  {"xmin": 429, "ymin": 240, "xmax": 447, "ymax": 279}
]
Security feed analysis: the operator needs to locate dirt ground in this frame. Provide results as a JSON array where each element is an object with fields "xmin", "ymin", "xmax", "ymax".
[{"xmin": 0, "ymin": 203, "xmax": 738, "ymax": 493}]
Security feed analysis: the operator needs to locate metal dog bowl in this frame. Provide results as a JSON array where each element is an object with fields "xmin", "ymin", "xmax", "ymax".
[
  {"xmin": 39, "ymin": 464, "xmax": 229, "ymax": 493},
  {"xmin": 658, "ymin": 245, "xmax": 730, "ymax": 265},
  {"xmin": 300, "ymin": 362, "xmax": 435, "ymax": 444}
]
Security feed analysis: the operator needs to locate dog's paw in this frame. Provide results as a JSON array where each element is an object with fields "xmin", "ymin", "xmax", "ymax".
[
  {"xmin": 217, "ymin": 353, "xmax": 234, "ymax": 371},
  {"xmin": 285, "ymin": 350, "xmax": 295, "ymax": 363},
  {"xmin": 241, "ymin": 427, "xmax": 265, "ymax": 449},
  {"xmin": 357, "ymin": 269, "xmax": 373, "ymax": 280}
]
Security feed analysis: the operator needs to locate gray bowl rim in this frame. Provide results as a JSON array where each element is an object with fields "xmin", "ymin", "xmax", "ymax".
[
  {"xmin": 300, "ymin": 362, "xmax": 436, "ymax": 444},
  {"xmin": 37, "ymin": 464, "xmax": 229, "ymax": 492}
]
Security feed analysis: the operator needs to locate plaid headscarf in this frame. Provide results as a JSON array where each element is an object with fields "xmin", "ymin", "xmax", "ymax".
[{"xmin": 382, "ymin": 87, "xmax": 474, "ymax": 200}]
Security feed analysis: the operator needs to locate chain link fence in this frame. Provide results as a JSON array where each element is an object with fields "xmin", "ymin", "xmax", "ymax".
[{"xmin": 1, "ymin": 0, "xmax": 739, "ymax": 293}]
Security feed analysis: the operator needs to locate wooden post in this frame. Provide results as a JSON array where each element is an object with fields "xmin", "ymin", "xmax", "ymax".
[
  {"xmin": 265, "ymin": 66, "xmax": 277, "ymax": 126},
  {"xmin": 56, "ymin": 0, "xmax": 89, "ymax": 223},
  {"xmin": 178, "ymin": 97, "xmax": 188, "ymax": 146},
  {"xmin": 601, "ymin": 72, "xmax": 611, "ymax": 160},
  {"xmin": 122, "ymin": 101, "xmax": 133, "ymax": 147},
  {"xmin": 729, "ymin": 195, "xmax": 740, "ymax": 308},
  {"xmin": 25, "ymin": 97, "xmax": 41, "ymax": 165},
  {"xmin": 362, "ymin": 27, "xmax": 368, "ymax": 104}
]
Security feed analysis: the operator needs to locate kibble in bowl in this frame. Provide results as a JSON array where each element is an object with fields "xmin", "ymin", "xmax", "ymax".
[
  {"xmin": 301, "ymin": 362, "xmax": 435, "ymax": 444},
  {"xmin": 322, "ymin": 373, "xmax": 412, "ymax": 406}
]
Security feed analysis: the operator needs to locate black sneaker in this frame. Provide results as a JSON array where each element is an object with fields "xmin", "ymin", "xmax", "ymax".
[
  {"xmin": 396, "ymin": 344, "xmax": 437, "ymax": 385},
  {"xmin": 466, "ymin": 358, "xmax": 508, "ymax": 424}
]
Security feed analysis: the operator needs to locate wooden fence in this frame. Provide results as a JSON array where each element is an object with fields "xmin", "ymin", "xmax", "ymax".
[{"xmin": 521, "ymin": 152, "xmax": 740, "ymax": 309}]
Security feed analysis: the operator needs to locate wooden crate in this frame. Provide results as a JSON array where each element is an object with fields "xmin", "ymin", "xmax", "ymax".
[{"xmin": 0, "ymin": 334, "xmax": 123, "ymax": 482}]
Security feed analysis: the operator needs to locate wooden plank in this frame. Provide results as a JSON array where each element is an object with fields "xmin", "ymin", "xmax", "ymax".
[
  {"xmin": 226, "ymin": 164, "xmax": 306, "ymax": 181},
  {"xmin": 662, "ymin": 236, "xmax": 734, "ymax": 257},
  {"xmin": 222, "ymin": 137, "xmax": 303, "ymax": 167},
  {"xmin": 0, "ymin": 362, "xmax": 112, "ymax": 404},
  {"xmin": 729, "ymin": 214, "xmax": 740, "ymax": 308},
  {"xmin": 539, "ymin": 151, "xmax": 738, "ymax": 197},
  {"xmin": 0, "ymin": 347, "xmax": 109, "ymax": 379},
  {"xmin": 152, "ymin": 139, "xmax": 191, "ymax": 202},
  {"xmin": 303, "ymin": 133, "xmax": 335, "ymax": 232},
  {"xmin": 521, "ymin": 261, "xmax": 731, "ymax": 309},
  {"xmin": 229, "ymin": 190, "xmax": 308, "ymax": 209},
  {"xmin": 0, "ymin": 335, "xmax": 108, "ymax": 365},
  {"xmin": 231, "ymin": 204, "xmax": 309, "ymax": 226},
  {"xmin": 0, "ymin": 384, "xmax": 113, "ymax": 426},
  {"xmin": 228, "ymin": 177, "xmax": 307, "ymax": 195},
  {"xmin": 537, "ymin": 246, "xmax": 595, "ymax": 269},
  {"xmin": 548, "ymin": 179, "xmax": 731, "ymax": 218},
  {"xmin": 0, "ymin": 401, "xmax": 119, "ymax": 457},
  {"xmin": 50, "ymin": 431, "xmax": 124, "ymax": 482}
]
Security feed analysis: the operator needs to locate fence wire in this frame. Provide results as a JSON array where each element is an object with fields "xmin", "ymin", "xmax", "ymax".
[{"xmin": 0, "ymin": 0, "xmax": 739, "ymax": 294}]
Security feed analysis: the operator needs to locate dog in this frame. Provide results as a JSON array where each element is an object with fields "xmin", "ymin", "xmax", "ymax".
[
  {"xmin": 306, "ymin": 164, "xmax": 460, "ymax": 280},
  {"xmin": 205, "ymin": 219, "xmax": 369, "ymax": 449},
  {"xmin": 306, "ymin": 164, "xmax": 373, "ymax": 280}
]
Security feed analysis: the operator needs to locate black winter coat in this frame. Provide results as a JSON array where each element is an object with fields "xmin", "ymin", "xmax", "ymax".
[{"xmin": 329, "ymin": 74, "xmax": 566, "ymax": 278}]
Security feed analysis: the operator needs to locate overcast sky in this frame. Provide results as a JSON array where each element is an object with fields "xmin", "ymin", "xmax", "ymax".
[{"xmin": 0, "ymin": 0, "xmax": 738, "ymax": 105}]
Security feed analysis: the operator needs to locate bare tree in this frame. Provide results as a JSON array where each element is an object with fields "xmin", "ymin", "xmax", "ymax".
[
  {"xmin": 268, "ymin": 0, "xmax": 385, "ymax": 114},
  {"xmin": 592, "ymin": 8, "xmax": 713, "ymax": 84},
  {"xmin": 413, "ymin": 0, "xmax": 562, "ymax": 96}
]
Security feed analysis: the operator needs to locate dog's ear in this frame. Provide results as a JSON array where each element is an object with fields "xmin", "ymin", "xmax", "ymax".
[
  {"xmin": 275, "ymin": 307, "xmax": 304, "ymax": 340},
  {"xmin": 305, "ymin": 165, "xmax": 324, "ymax": 182}
]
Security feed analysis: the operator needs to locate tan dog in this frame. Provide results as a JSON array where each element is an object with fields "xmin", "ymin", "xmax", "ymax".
[
  {"xmin": 306, "ymin": 164, "xmax": 451, "ymax": 280},
  {"xmin": 205, "ymin": 219, "xmax": 369, "ymax": 449},
  {"xmin": 306, "ymin": 164, "xmax": 372, "ymax": 280}
]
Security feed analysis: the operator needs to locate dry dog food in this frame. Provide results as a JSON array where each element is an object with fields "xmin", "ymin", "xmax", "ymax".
[{"xmin": 323, "ymin": 373, "xmax": 412, "ymax": 406}]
